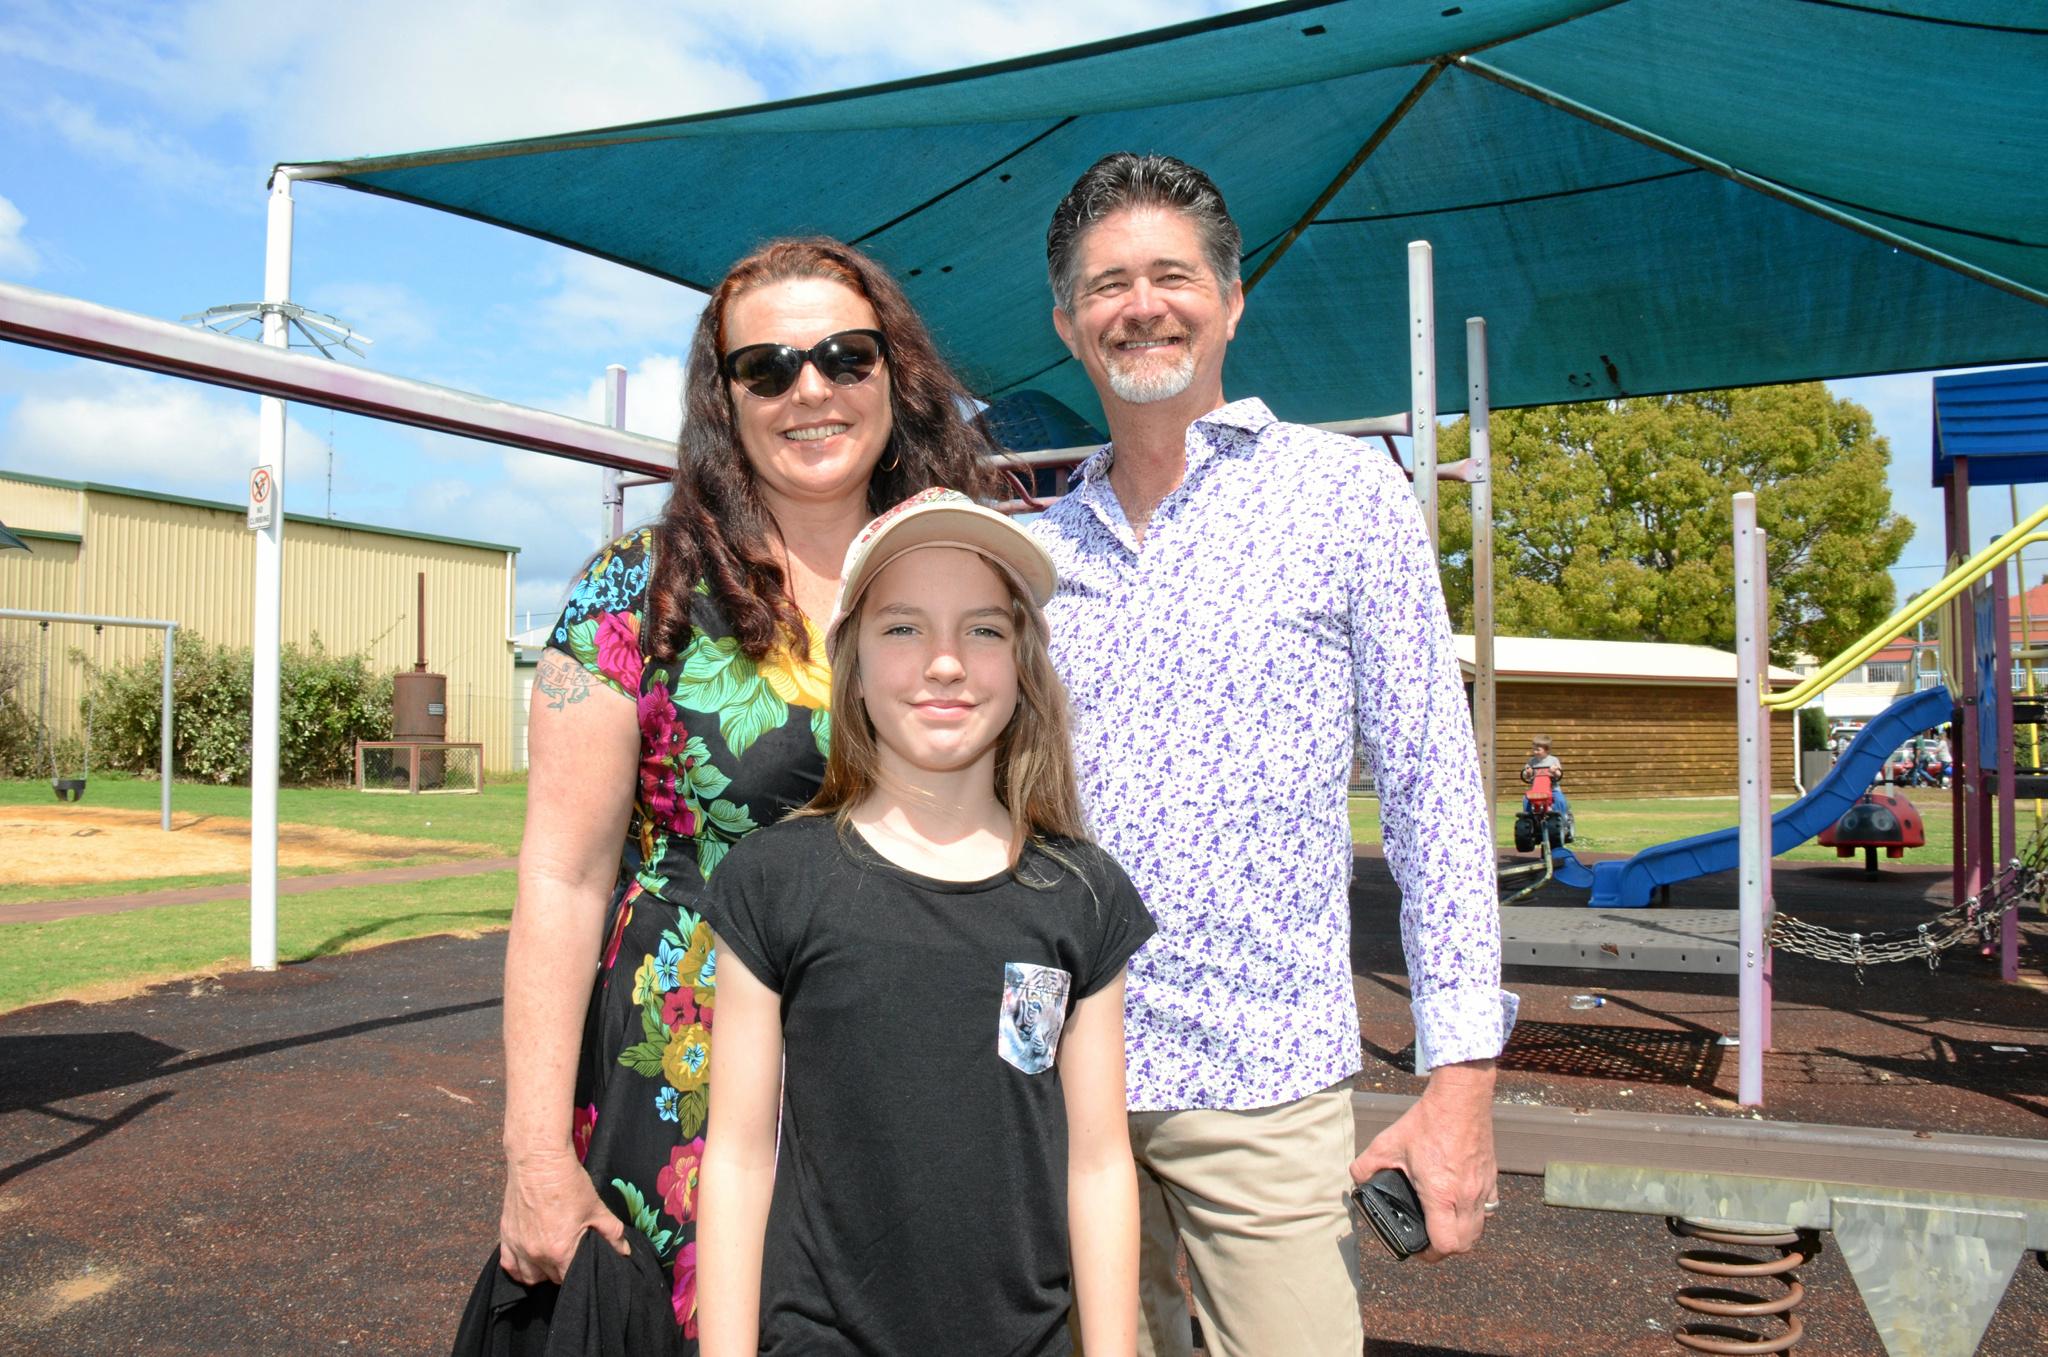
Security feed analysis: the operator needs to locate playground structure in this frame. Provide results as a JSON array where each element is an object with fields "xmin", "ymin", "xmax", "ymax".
[
  {"xmin": 1717, "ymin": 369, "xmax": 2048, "ymax": 1100},
  {"xmin": 1817, "ymin": 790, "xmax": 1927, "ymax": 872},
  {"xmin": 0, "ymin": 606, "xmax": 178, "ymax": 830}
]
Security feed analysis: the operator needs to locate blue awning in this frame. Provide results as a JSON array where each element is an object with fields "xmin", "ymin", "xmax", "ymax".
[
  {"xmin": 1933, "ymin": 365, "xmax": 2048, "ymax": 488},
  {"xmin": 289, "ymin": 0, "xmax": 2048, "ymax": 426}
]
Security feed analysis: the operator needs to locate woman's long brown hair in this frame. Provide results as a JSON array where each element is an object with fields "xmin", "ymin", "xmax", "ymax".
[
  {"xmin": 645, "ymin": 237, "xmax": 1005, "ymax": 664},
  {"xmin": 801, "ymin": 556, "xmax": 1090, "ymax": 867}
]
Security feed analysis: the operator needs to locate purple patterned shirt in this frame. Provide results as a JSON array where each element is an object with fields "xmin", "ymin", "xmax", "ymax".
[{"xmin": 1032, "ymin": 398, "xmax": 1518, "ymax": 1112}]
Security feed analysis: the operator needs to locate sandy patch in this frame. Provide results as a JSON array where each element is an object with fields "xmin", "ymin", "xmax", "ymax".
[
  {"xmin": 41, "ymin": 1267, "xmax": 121, "ymax": 1317},
  {"xmin": 1, "ymin": 804, "xmax": 488, "ymax": 887}
]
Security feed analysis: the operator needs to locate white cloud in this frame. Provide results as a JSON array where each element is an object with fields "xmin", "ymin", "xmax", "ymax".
[
  {"xmin": 535, "ymin": 254, "xmax": 707, "ymax": 354},
  {"xmin": 22, "ymin": 93, "xmax": 245, "ymax": 197},
  {"xmin": 56, "ymin": 0, "xmax": 765, "ymax": 160},
  {"xmin": 0, "ymin": 192, "xmax": 39, "ymax": 275},
  {"xmin": 2, "ymin": 2, "xmax": 1248, "ymax": 168},
  {"xmin": 693, "ymin": 0, "xmax": 1239, "ymax": 81},
  {"xmin": 0, "ymin": 363, "xmax": 319, "ymax": 498},
  {"xmin": 360, "ymin": 429, "xmax": 651, "ymax": 620},
  {"xmin": 300, "ymin": 281, "xmax": 436, "ymax": 353}
]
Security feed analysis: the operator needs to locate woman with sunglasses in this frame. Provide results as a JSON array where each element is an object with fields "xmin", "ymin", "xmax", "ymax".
[{"xmin": 466, "ymin": 238, "xmax": 1003, "ymax": 1350}]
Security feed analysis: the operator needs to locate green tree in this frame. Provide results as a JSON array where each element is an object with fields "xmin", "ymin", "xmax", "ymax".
[{"xmin": 1437, "ymin": 384, "xmax": 1912, "ymax": 663}]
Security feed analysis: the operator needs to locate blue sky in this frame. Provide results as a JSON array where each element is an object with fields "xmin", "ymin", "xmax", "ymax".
[{"xmin": 0, "ymin": 0, "xmax": 2033, "ymax": 628}]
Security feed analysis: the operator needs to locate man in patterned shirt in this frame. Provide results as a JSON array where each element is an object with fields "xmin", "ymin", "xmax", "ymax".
[{"xmin": 1030, "ymin": 152, "xmax": 1517, "ymax": 1356}]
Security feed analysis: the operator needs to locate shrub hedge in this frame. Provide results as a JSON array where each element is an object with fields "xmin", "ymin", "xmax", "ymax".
[{"xmin": 59, "ymin": 632, "xmax": 395, "ymax": 785}]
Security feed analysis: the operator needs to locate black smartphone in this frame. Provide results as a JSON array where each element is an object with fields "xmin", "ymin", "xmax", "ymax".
[{"xmin": 1348, "ymin": 1167, "xmax": 1431, "ymax": 1260}]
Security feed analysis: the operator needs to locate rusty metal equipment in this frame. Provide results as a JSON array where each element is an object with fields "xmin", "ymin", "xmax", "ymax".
[
  {"xmin": 357, "ymin": 574, "xmax": 482, "ymax": 792},
  {"xmin": 1667, "ymin": 1217, "xmax": 1818, "ymax": 1354}
]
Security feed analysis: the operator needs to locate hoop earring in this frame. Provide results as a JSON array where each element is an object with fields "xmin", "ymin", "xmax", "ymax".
[{"xmin": 879, "ymin": 445, "xmax": 901, "ymax": 473}]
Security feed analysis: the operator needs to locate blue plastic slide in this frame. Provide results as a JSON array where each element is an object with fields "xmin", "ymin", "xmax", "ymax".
[{"xmin": 1546, "ymin": 684, "xmax": 1952, "ymax": 908}]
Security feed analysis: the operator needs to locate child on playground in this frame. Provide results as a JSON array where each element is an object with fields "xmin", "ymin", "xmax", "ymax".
[
  {"xmin": 1521, "ymin": 735, "xmax": 1564, "ymax": 792},
  {"xmin": 696, "ymin": 490, "xmax": 1154, "ymax": 1357},
  {"xmin": 1517, "ymin": 735, "xmax": 1570, "ymax": 838}
]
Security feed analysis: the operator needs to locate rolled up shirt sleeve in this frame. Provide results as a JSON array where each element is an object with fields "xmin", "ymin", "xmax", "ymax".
[{"xmin": 1349, "ymin": 461, "xmax": 1518, "ymax": 1072}]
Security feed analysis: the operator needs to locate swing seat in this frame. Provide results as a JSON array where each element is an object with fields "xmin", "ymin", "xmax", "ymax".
[{"xmin": 52, "ymin": 778, "xmax": 86, "ymax": 803}]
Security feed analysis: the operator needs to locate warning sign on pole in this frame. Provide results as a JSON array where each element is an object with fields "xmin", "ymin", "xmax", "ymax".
[{"xmin": 247, "ymin": 465, "xmax": 275, "ymax": 531}]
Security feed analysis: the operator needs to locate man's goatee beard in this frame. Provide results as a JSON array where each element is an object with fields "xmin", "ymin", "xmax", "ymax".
[{"xmin": 1105, "ymin": 352, "xmax": 1197, "ymax": 404}]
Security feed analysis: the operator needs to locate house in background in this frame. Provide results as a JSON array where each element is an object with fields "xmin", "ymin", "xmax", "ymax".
[{"xmin": 1454, "ymin": 636, "xmax": 1802, "ymax": 798}]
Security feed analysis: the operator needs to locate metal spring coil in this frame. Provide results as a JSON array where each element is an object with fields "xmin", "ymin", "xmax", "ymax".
[{"xmin": 1666, "ymin": 1218, "xmax": 1818, "ymax": 1354}]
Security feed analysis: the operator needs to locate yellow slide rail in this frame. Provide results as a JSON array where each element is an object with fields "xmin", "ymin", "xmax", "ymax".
[{"xmin": 1764, "ymin": 503, "xmax": 2048, "ymax": 711}]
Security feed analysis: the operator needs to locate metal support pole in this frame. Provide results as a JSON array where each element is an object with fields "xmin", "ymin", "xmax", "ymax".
[
  {"xmin": 1466, "ymin": 318, "xmax": 1495, "ymax": 845},
  {"xmin": 2012, "ymin": 488, "xmax": 2042, "ymax": 829},
  {"xmin": 1957, "ymin": 459, "xmax": 1983, "ymax": 936},
  {"xmin": 160, "ymin": 622, "xmax": 176, "ymax": 831},
  {"xmin": 1995, "ymin": 567, "xmax": 2018, "ymax": 980},
  {"xmin": 1948, "ymin": 467, "xmax": 1967, "ymax": 912},
  {"xmin": 1734, "ymin": 493, "xmax": 1766, "ymax": 1106},
  {"xmin": 250, "ymin": 170, "xmax": 294, "ymax": 972},
  {"xmin": 602, "ymin": 363, "xmax": 627, "ymax": 541},
  {"xmin": 1407, "ymin": 241, "xmax": 1437, "ymax": 546},
  {"xmin": 1756, "ymin": 528, "xmax": 1774, "ymax": 1055}
]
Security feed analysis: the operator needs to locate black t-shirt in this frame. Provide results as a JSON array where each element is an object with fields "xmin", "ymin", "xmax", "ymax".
[{"xmin": 704, "ymin": 814, "xmax": 1156, "ymax": 1357}]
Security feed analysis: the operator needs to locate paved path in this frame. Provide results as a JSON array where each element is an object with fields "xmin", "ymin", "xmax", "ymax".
[{"xmin": 7, "ymin": 856, "xmax": 518, "ymax": 924}]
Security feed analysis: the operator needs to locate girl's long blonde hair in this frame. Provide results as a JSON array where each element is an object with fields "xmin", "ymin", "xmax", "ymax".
[{"xmin": 802, "ymin": 554, "xmax": 1089, "ymax": 866}]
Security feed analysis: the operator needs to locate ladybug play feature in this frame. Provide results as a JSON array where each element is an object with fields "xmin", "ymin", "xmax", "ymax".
[{"xmin": 1817, "ymin": 791, "xmax": 1926, "ymax": 873}]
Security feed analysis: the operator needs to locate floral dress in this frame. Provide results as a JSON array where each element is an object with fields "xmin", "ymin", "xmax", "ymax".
[{"xmin": 546, "ymin": 528, "xmax": 831, "ymax": 1342}]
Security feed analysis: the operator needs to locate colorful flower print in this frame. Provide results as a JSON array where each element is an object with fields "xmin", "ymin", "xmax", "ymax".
[
  {"xmin": 595, "ymin": 611, "xmax": 644, "ymax": 694},
  {"xmin": 654, "ymin": 937, "xmax": 685, "ymax": 991},
  {"xmin": 678, "ymin": 921, "xmax": 715, "ymax": 1006},
  {"xmin": 672, "ymin": 1241, "xmax": 698, "ymax": 1336},
  {"xmin": 657, "ymin": 1138, "xmax": 704, "ymax": 1222},
  {"xmin": 638, "ymin": 683, "xmax": 700, "ymax": 839},
  {"xmin": 660, "ymin": 986, "xmax": 698, "ymax": 1031},
  {"xmin": 547, "ymin": 526, "xmax": 833, "ymax": 1332},
  {"xmin": 661, "ymin": 1023, "xmax": 711, "ymax": 1093},
  {"xmin": 755, "ymin": 629, "xmax": 832, "ymax": 710}
]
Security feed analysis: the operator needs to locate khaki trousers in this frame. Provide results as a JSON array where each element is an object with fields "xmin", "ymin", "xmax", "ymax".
[{"xmin": 1127, "ymin": 1083, "xmax": 1364, "ymax": 1357}]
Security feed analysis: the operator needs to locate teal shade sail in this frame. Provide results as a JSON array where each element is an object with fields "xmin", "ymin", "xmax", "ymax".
[{"xmin": 291, "ymin": 0, "xmax": 2048, "ymax": 426}]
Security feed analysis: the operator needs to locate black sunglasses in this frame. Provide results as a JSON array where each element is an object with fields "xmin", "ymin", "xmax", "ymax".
[{"xmin": 720, "ymin": 329, "xmax": 889, "ymax": 399}]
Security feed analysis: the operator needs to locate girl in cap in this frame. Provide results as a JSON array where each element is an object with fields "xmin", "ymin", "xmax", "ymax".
[{"xmin": 696, "ymin": 489, "xmax": 1154, "ymax": 1357}]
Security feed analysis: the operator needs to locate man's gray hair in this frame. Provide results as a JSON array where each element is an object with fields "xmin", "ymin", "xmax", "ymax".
[{"xmin": 1046, "ymin": 152, "xmax": 1242, "ymax": 313}]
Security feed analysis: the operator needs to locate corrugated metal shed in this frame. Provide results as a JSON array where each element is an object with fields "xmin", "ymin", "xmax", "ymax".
[{"xmin": 0, "ymin": 472, "xmax": 522, "ymax": 774}]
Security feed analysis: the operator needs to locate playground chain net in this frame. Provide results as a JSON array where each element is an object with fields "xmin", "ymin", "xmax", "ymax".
[{"xmin": 1767, "ymin": 846, "xmax": 2047, "ymax": 981}]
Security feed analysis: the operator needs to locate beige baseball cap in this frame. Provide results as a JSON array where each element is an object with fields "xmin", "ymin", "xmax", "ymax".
[{"xmin": 825, "ymin": 488, "xmax": 1057, "ymax": 660}]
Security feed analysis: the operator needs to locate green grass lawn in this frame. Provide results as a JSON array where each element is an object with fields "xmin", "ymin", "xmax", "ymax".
[
  {"xmin": 0, "ymin": 772, "xmax": 529, "ymax": 1013},
  {"xmin": 0, "ymin": 771, "xmax": 525, "ymax": 848},
  {"xmin": 0, "ymin": 870, "xmax": 516, "ymax": 1013},
  {"xmin": 1354, "ymin": 789, "xmax": 1966, "ymax": 865}
]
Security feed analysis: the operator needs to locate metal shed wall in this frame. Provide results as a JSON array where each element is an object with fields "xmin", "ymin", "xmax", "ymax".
[
  {"xmin": 0, "ymin": 531, "xmax": 86, "ymax": 741},
  {"xmin": 0, "ymin": 475, "xmax": 520, "ymax": 775}
]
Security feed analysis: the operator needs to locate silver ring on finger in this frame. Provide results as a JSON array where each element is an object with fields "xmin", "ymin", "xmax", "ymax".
[{"xmin": 1482, "ymin": 1200, "xmax": 1501, "ymax": 1215}]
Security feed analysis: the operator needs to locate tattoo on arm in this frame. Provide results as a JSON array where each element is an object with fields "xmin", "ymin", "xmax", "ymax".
[{"xmin": 536, "ymin": 651, "xmax": 595, "ymax": 711}]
